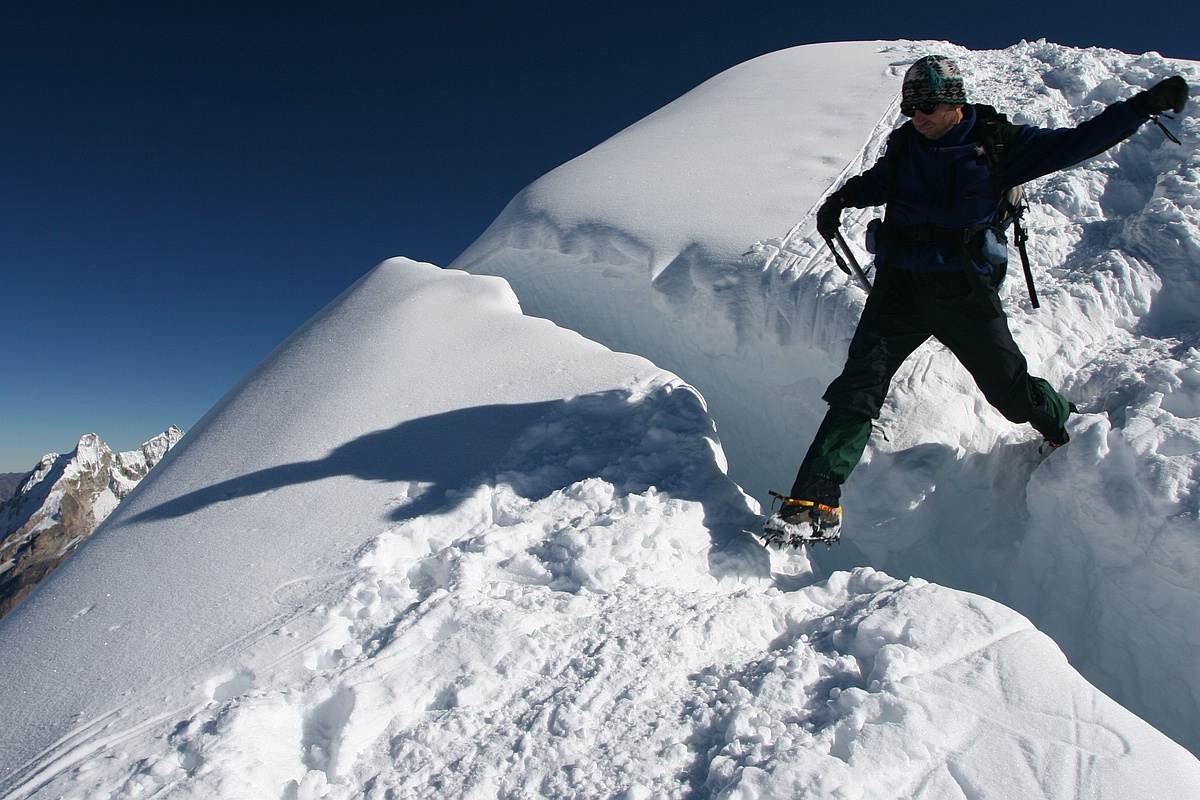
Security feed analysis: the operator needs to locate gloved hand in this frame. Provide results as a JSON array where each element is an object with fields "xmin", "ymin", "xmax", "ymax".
[
  {"xmin": 1131, "ymin": 75, "xmax": 1190, "ymax": 116},
  {"xmin": 817, "ymin": 192, "xmax": 847, "ymax": 238}
]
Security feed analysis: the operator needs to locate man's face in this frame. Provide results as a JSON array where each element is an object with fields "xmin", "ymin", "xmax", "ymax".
[{"xmin": 911, "ymin": 103, "xmax": 964, "ymax": 140}]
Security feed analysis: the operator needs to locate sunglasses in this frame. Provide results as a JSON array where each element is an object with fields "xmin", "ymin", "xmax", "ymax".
[{"xmin": 902, "ymin": 102, "xmax": 941, "ymax": 117}]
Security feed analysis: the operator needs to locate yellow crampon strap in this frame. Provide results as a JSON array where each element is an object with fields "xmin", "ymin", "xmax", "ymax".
[
  {"xmin": 793, "ymin": 498, "xmax": 840, "ymax": 515},
  {"xmin": 768, "ymin": 491, "xmax": 838, "ymax": 515}
]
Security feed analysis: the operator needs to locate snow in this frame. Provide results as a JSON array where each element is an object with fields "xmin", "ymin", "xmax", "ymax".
[
  {"xmin": 458, "ymin": 38, "xmax": 1200, "ymax": 760},
  {"xmin": 0, "ymin": 39, "xmax": 1199, "ymax": 799}
]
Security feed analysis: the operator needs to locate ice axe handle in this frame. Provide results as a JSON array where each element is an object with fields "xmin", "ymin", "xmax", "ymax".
[{"xmin": 825, "ymin": 232, "xmax": 873, "ymax": 292}]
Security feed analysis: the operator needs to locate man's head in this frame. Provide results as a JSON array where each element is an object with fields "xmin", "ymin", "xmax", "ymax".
[{"xmin": 902, "ymin": 55, "xmax": 967, "ymax": 139}]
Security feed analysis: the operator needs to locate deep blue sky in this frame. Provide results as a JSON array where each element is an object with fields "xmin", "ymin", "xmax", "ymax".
[{"xmin": 2, "ymin": 2, "xmax": 1196, "ymax": 472}]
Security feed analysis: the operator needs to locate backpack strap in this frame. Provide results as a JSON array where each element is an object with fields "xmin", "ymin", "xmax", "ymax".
[
  {"xmin": 973, "ymin": 104, "xmax": 1040, "ymax": 308},
  {"xmin": 972, "ymin": 104, "xmax": 1012, "ymax": 198}
]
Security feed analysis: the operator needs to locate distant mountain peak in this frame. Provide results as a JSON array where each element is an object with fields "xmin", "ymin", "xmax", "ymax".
[{"xmin": 0, "ymin": 426, "xmax": 184, "ymax": 618}]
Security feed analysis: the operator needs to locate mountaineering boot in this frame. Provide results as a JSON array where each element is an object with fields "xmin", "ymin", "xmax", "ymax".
[
  {"xmin": 762, "ymin": 492, "xmax": 842, "ymax": 547},
  {"xmin": 1041, "ymin": 426, "xmax": 1070, "ymax": 451},
  {"xmin": 1038, "ymin": 401, "xmax": 1079, "ymax": 454}
]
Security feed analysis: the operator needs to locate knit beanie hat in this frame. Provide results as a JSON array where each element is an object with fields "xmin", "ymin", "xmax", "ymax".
[{"xmin": 902, "ymin": 55, "xmax": 967, "ymax": 112}]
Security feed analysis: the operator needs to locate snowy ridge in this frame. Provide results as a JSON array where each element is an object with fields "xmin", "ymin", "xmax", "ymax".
[
  {"xmin": 456, "ymin": 40, "xmax": 1200, "ymax": 755},
  {"xmin": 1, "ymin": 42, "xmax": 1199, "ymax": 799}
]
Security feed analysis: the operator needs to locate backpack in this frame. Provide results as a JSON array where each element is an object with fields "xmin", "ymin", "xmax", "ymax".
[{"xmin": 882, "ymin": 104, "xmax": 1040, "ymax": 310}]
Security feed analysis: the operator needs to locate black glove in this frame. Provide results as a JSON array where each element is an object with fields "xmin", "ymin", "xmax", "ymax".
[
  {"xmin": 1131, "ymin": 75, "xmax": 1189, "ymax": 116},
  {"xmin": 816, "ymin": 192, "xmax": 847, "ymax": 238}
]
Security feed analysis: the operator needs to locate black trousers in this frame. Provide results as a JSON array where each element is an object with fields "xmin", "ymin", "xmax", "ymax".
[{"xmin": 791, "ymin": 265, "xmax": 1068, "ymax": 497}]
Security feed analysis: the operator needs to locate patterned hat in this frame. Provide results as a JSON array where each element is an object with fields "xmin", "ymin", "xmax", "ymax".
[{"xmin": 902, "ymin": 55, "xmax": 967, "ymax": 112}]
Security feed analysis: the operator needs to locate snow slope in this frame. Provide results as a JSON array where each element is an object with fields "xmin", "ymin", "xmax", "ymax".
[
  {"xmin": 455, "ymin": 40, "xmax": 1200, "ymax": 755},
  {"xmin": 0, "ymin": 260, "xmax": 726, "ymax": 795},
  {"xmin": 0, "ymin": 41, "xmax": 1198, "ymax": 800}
]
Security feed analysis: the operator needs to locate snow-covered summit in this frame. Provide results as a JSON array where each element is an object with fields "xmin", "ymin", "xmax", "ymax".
[{"xmin": 1, "ymin": 40, "xmax": 1199, "ymax": 799}]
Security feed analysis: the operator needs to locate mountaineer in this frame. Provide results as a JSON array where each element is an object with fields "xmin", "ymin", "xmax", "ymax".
[{"xmin": 764, "ymin": 55, "xmax": 1189, "ymax": 547}]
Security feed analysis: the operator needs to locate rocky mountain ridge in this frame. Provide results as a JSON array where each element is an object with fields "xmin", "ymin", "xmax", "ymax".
[{"xmin": 0, "ymin": 427, "xmax": 184, "ymax": 618}]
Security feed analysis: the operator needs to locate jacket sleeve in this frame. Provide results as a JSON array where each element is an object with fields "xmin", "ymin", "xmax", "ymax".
[
  {"xmin": 1003, "ymin": 99, "xmax": 1149, "ymax": 187},
  {"xmin": 836, "ymin": 131, "xmax": 901, "ymax": 209}
]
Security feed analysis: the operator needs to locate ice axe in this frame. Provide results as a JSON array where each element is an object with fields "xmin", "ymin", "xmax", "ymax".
[{"xmin": 824, "ymin": 230, "xmax": 872, "ymax": 292}]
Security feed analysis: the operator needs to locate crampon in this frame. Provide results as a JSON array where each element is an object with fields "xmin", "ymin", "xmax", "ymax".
[{"xmin": 760, "ymin": 491, "xmax": 842, "ymax": 549}]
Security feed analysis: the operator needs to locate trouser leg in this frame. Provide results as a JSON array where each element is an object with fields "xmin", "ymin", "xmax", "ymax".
[
  {"xmin": 791, "ymin": 270, "xmax": 928, "ymax": 499},
  {"xmin": 789, "ymin": 407, "xmax": 873, "ymax": 503},
  {"xmin": 927, "ymin": 275, "xmax": 1072, "ymax": 438}
]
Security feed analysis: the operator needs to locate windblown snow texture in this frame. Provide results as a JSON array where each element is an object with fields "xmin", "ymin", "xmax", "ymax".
[{"xmin": 456, "ymin": 40, "xmax": 1200, "ymax": 756}]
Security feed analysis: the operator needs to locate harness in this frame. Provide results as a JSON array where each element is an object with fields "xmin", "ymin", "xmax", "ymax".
[{"xmin": 881, "ymin": 104, "xmax": 1037, "ymax": 318}]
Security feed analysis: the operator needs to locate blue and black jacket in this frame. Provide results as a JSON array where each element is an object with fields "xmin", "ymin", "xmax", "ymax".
[{"xmin": 838, "ymin": 99, "xmax": 1150, "ymax": 276}]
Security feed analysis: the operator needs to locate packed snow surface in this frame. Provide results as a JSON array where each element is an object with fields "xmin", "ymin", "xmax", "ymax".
[
  {"xmin": 458, "ymin": 39, "xmax": 1200, "ymax": 759},
  {"xmin": 0, "ymin": 40, "xmax": 1198, "ymax": 800}
]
